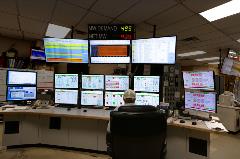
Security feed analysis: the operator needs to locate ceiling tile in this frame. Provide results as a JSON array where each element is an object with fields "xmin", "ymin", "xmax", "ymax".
[
  {"xmin": 18, "ymin": 0, "xmax": 56, "ymax": 21},
  {"xmin": 0, "ymin": 12, "xmax": 19, "ymax": 30},
  {"xmin": 24, "ymin": 32, "xmax": 43, "ymax": 40},
  {"xmin": 91, "ymin": 0, "xmax": 138, "ymax": 18},
  {"xmin": 117, "ymin": 0, "xmax": 177, "ymax": 24},
  {"xmin": 61, "ymin": 0, "xmax": 96, "ymax": 9},
  {"xmin": 52, "ymin": 1, "xmax": 87, "ymax": 27},
  {"xmin": 0, "ymin": 0, "xmax": 17, "ymax": 14},
  {"xmin": 147, "ymin": 4, "xmax": 194, "ymax": 28},
  {"xmin": 0, "ymin": 28, "xmax": 22, "ymax": 39},
  {"xmin": 20, "ymin": 17, "xmax": 48, "ymax": 35}
]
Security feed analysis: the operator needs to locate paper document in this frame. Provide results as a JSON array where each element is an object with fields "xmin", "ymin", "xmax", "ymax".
[{"xmin": 204, "ymin": 121, "xmax": 228, "ymax": 132}]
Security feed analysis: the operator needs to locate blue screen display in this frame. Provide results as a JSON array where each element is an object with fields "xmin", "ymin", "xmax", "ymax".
[
  {"xmin": 7, "ymin": 87, "xmax": 37, "ymax": 101},
  {"xmin": 31, "ymin": 49, "xmax": 46, "ymax": 60}
]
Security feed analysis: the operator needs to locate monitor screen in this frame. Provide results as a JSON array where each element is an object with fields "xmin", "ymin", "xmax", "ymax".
[
  {"xmin": 134, "ymin": 76, "xmax": 160, "ymax": 92},
  {"xmin": 221, "ymin": 58, "xmax": 240, "ymax": 77},
  {"xmin": 90, "ymin": 40, "xmax": 131, "ymax": 63},
  {"xmin": 185, "ymin": 91, "xmax": 216, "ymax": 113},
  {"xmin": 135, "ymin": 93, "xmax": 159, "ymax": 106},
  {"xmin": 7, "ymin": 71, "xmax": 37, "ymax": 85},
  {"xmin": 105, "ymin": 91, "xmax": 124, "ymax": 107},
  {"xmin": 183, "ymin": 71, "xmax": 215, "ymax": 90},
  {"xmin": 7, "ymin": 86, "xmax": 37, "ymax": 101},
  {"xmin": 82, "ymin": 75, "xmax": 104, "ymax": 90},
  {"xmin": 81, "ymin": 91, "xmax": 103, "ymax": 106},
  {"xmin": 30, "ymin": 49, "xmax": 46, "ymax": 60},
  {"xmin": 55, "ymin": 89, "xmax": 78, "ymax": 105},
  {"xmin": 132, "ymin": 36, "xmax": 176, "ymax": 64},
  {"xmin": 105, "ymin": 75, "xmax": 129, "ymax": 91},
  {"xmin": 55, "ymin": 74, "xmax": 78, "ymax": 89},
  {"xmin": 44, "ymin": 38, "xmax": 88, "ymax": 63}
]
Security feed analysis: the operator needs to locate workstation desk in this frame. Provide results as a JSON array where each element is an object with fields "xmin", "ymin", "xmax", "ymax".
[{"xmin": 0, "ymin": 107, "xmax": 227, "ymax": 159}]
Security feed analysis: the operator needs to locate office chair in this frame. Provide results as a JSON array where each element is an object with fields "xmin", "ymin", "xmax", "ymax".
[{"xmin": 108, "ymin": 106, "xmax": 167, "ymax": 159}]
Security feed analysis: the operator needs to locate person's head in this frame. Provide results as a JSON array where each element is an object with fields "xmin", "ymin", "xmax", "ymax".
[{"xmin": 123, "ymin": 89, "xmax": 136, "ymax": 104}]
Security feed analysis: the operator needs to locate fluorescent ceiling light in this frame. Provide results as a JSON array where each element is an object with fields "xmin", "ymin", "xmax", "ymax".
[
  {"xmin": 237, "ymin": 38, "xmax": 240, "ymax": 43},
  {"xmin": 177, "ymin": 51, "xmax": 206, "ymax": 57},
  {"xmin": 195, "ymin": 57, "xmax": 220, "ymax": 61},
  {"xmin": 199, "ymin": 0, "xmax": 240, "ymax": 22},
  {"xmin": 45, "ymin": 23, "xmax": 71, "ymax": 38},
  {"xmin": 208, "ymin": 62, "xmax": 220, "ymax": 65}
]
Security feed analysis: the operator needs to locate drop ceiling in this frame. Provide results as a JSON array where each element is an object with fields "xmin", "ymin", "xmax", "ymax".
[{"xmin": 0, "ymin": 0, "xmax": 240, "ymax": 66}]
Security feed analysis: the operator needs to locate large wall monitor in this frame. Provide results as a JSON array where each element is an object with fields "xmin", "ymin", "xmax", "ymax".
[
  {"xmin": 132, "ymin": 36, "xmax": 176, "ymax": 64},
  {"xmin": 55, "ymin": 74, "xmax": 78, "ymax": 89},
  {"xmin": 185, "ymin": 91, "xmax": 216, "ymax": 113},
  {"xmin": 81, "ymin": 91, "xmax": 103, "ymax": 106},
  {"xmin": 221, "ymin": 58, "xmax": 240, "ymax": 77},
  {"xmin": 44, "ymin": 38, "xmax": 88, "ymax": 63},
  {"xmin": 90, "ymin": 40, "xmax": 131, "ymax": 63},
  {"xmin": 55, "ymin": 89, "xmax": 78, "ymax": 105},
  {"xmin": 82, "ymin": 75, "xmax": 104, "ymax": 90},
  {"xmin": 105, "ymin": 75, "xmax": 129, "ymax": 91},
  {"xmin": 7, "ymin": 86, "xmax": 37, "ymax": 101},
  {"xmin": 183, "ymin": 71, "xmax": 215, "ymax": 90},
  {"xmin": 135, "ymin": 93, "xmax": 159, "ymax": 106},
  {"xmin": 134, "ymin": 76, "xmax": 160, "ymax": 92},
  {"xmin": 7, "ymin": 71, "xmax": 37, "ymax": 85},
  {"xmin": 105, "ymin": 91, "xmax": 124, "ymax": 107}
]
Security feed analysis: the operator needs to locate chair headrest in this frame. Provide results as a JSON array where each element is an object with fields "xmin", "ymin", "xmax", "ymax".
[{"xmin": 118, "ymin": 105, "xmax": 157, "ymax": 112}]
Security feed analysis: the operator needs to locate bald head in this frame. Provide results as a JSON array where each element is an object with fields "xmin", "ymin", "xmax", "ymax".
[{"xmin": 123, "ymin": 89, "xmax": 136, "ymax": 104}]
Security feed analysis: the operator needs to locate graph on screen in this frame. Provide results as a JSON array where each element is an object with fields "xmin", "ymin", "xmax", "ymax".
[
  {"xmin": 55, "ymin": 89, "xmax": 78, "ymax": 105},
  {"xmin": 82, "ymin": 75, "xmax": 104, "ymax": 90},
  {"xmin": 81, "ymin": 91, "xmax": 103, "ymax": 106},
  {"xmin": 134, "ymin": 76, "xmax": 160, "ymax": 92},
  {"xmin": 7, "ymin": 71, "xmax": 37, "ymax": 85},
  {"xmin": 7, "ymin": 87, "xmax": 37, "ymax": 101},
  {"xmin": 105, "ymin": 75, "xmax": 129, "ymax": 91},
  {"xmin": 135, "ymin": 93, "xmax": 159, "ymax": 106},
  {"xmin": 105, "ymin": 91, "xmax": 124, "ymax": 107},
  {"xmin": 55, "ymin": 74, "xmax": 78, "ymax": 89}
]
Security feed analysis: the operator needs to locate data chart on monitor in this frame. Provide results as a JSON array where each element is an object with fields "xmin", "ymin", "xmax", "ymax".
[
  {"xmin": 134, "ymin": 76, "xmax": 160, "ymax": 92},
  {"xmin": 8, "ymin": 71, "xmax": 37, "ymax": 85},
  {"xmin": 55, "ymin": 89, "xmax": 78, "ymax": 105},
  {"xmin": 105, "ymin": 75, "xmax": 129, "ymax": 91},
  {"xmin": 7, "ymin": 87, "xmax": 37, "ymax": 101},
  {"xmin": 55, "ymin": 74, "xmax": 78, "ymax": 89},
  {"xmin": 135, "ymin": 93, "xmax": 159, "ymax": 106},
  {"xmin": 81, "ymin": 91, "xmax": 103, "ymax": 106},
  {"xmin": 82, "ymin": 75, "xmax": 104, "ymax": 90},
  {"xmin": 105, "ymin": 91, "xmax": 124, "ymax": 107}
]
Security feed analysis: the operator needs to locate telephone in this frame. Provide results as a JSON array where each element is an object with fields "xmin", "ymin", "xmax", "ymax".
[{"xmin": 219, "ymin": 91, "xmax": 240, "ymax": 106}]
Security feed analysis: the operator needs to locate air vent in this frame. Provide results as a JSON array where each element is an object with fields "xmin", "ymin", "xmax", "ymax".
[{"xmin": 181, "ymin": 36, "xmax": 200, "ymax": 42}]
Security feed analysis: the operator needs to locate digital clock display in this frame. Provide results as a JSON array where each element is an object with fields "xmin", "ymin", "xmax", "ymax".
[{"xmin": 88, "ymin": 24, "xmax": 135, "ymax": 40}]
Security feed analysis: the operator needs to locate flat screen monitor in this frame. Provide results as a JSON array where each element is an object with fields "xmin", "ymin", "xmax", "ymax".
[
  {"xmin": 55, "ymin": 89, "xmax": 78, "ymax": 105},
  {"xmin": 183, "ymin": 71, "xmax": 215, "ymax": 90},
  {"xmin": 185, "ymin": 91, "xmax": 216, "ymax": 113},
  {"xmin": 134, "ymin": 76, "xmax": 160, "ymax": 92},
  {"xmin": 105, "ymin": 75, "xmax": 129, "ymax": 91},
  {"xmin": 82, "ymin": 75, "xmax": 104, "ymax": 90},
  {"xmin": 135, "ymin": 93, "xmax": 159, "ymax": 106},
  {"xmin": 44, "ymin": 38, "xmax": 88, "ymax": 63},
  {"xmin": 7, "ymin": 70, "xmax": 37, "ymax": 85},
  {"xmin": 90, "ymin": 40, "xmax": 131, "ymax": 63},
  {"xmin": 105, "ymin": 91, "xmax": 124, "ymax": 107},
  {"xmin": 132, "ymin": 36, "xmax": 176, "ymax": 64},
  {"xmin": 7, "ymin": 86, "xmax": 37, "ymax": 101},
  {"xmin": 30, "ymin": 49, "xmax": 46, "ymax": 60},
  {"xmin": 221, "ymin": 58, "xmax": 240, "ymax": 77},
  {"xmin": 81, "ymin": 91, "xmax": 103, "ymax": 106},
  {"xmin": 55, "ymin": 74, "xmax": 78, "ymax": 89}
]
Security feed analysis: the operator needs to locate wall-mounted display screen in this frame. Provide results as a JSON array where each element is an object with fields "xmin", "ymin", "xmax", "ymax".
[
  {"xmin": 105, "ymin": 75, "xmax": 129, "ymax": 91},
  {"xmin": 82, "ymin": 75, "xmax": 104, "ymax": 90},
  {"xmin": 44, "ymin": 38, "xmax": 88, "ymax": 63},
  {"xmin": 183, "ymin": 71, "xmax": 215, "ymax": 90},
  {"xmin": 90, "ymin": 40, "xmax": 131, "ymax": 63},
  {"xmin": 221, "ymin": 58, "xmax": 240, "ymax": 77},
  {"xmin": 81, "ymin": 91, "xmax": 103, "ymax": 106},
  {"xmin": 55, "ymin": 89, "xmax": 78, "ymax": 105},
  {"xmin": 7, "ymin": 71, "xmax": 37, "ymax": 85},
  {"xmin": 135, "ymin": 93, "xmax": 159, "ymax": 106},
  {"xmin": 105, "ymin": 91, "xmax": 124, "ymax": 107},
  {"xmin": 185, "ymin": 91, "xmax": 216, "ymax": 113},
  {"xmin": 132, "ymin": 36, "xmax": 176, "ymax": 64},
  {"xmin": 134, "ymin": 76, "xmax": 160, "ymax": 92},
  {"xmin": 55, "ymin": 74, "xmax": 78, "ymax": 89},
  {"xmin": 30, "ymin": 49, "xmax": 46, "ymax": 60},
  {"xmin": 7, "ymin": 86, "xmax": 36, "ymax": 101}
]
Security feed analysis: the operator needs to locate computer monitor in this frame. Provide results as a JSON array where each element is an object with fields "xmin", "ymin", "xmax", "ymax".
[
  {"xmin": 90, "ymin": 40, "xmax": 131, "ymax": 63},
  {"xmin": 183, "ymin": 71, "xmax": 215, "ymax": 90},
  {"xmin": 105, "ymin": 75, "xmax": 129, "ymax": 91},
  {"xmin": 132, "ymin": 36, "xmax": 176, "ymax": 64},
  {"xmin": 44, "ymin": 38, "xmax": 88, "ymax": 63},
  {"xmin": 7, "ymin": 86, "xmax": 37, "ymax": 101},
  {"xmin": 134, "ymin": 76, "xmax": 160, "ymax": 92},
  {"xmin": 55, "ymin": 89, "xmax": 78, "ymax": 105},
  {"xmin": 30, "ymin": 49, "xmax": 46, "ymax": 60},
  {"xmin": 7, "ymin": 70, "xmax": 37, "ymax": 85},
  {"xmin": 135, "ymin": 93, "xmax": 159, "ymax": 106},
  {"xmin": 185, "ymin": 91, "xmax": 216, "ymax": 113},
  {"xmin": 82, "ymin": 75, "xmax": 104, "ymax": 90},
  {"xmin": 105, "ymin": 91, "xmax": 124, "ymax": 107},
  {"xmin": 81, "ymin": 91, "xmax": 103, "ymax": 106},
  {"xmin": 55, "ymin": 74, "xmax": 78, "ymax": 89}
]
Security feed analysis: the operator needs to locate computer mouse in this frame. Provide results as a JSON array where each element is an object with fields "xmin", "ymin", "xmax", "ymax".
[
  {"xmin": 192, "ymin": 121, "xmax": 197, "ymax": 125},
  {"xmin": 180, "ymin": 119, "xmax": 185, "ymax": 123},
  {"xmin": 83, "ymin": 109, "xmax": 87, "ymax": 112}
]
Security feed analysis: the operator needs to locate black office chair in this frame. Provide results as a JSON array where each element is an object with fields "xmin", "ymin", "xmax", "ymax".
[{"xmin": 108, "ymin": 106, "xmax": 167, "ymax": 159}]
